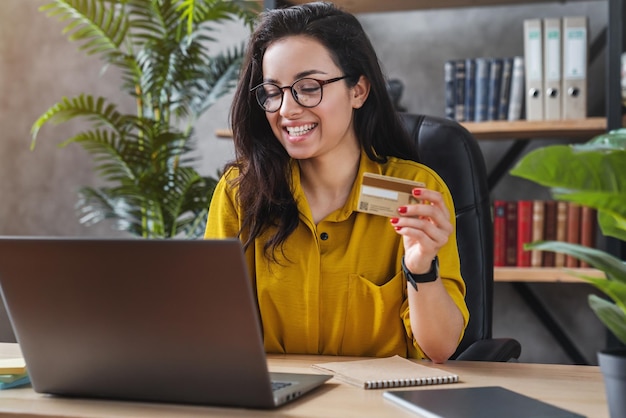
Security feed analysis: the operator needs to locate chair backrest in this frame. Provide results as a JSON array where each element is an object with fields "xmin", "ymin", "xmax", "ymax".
[{"xmin": 399, "ymin": 113, "xmax": 493, "ymax": 358}]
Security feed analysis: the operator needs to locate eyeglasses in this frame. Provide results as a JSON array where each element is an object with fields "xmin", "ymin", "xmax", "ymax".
[{"xmin": 251, "ymin": 76, "xmax": 350, "ymax": 113}]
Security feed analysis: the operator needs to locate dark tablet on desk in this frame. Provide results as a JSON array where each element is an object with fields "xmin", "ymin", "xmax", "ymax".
[{"xmin": 384, "ymin": 386, "xmax": 585, "ymax": 418}]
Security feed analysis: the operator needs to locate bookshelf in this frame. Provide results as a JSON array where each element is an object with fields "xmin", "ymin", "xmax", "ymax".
[
  {"xmin": 494, "ymin": 267, "xmax": 604, "ymax": 282},
  {"xmin": 462, "ymin": 117, "xmax": 607, "ymax": 139}
]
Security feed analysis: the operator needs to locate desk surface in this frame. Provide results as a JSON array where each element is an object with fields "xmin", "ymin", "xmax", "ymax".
[{"xmin": 0, "ymin": 343, "xmax": 608, "ymax": 417}]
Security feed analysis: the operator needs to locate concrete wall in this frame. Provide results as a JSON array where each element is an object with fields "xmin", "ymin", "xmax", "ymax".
[{"xmin": 0, "ymin": 1, "xmax": 611, "ymax": 364}]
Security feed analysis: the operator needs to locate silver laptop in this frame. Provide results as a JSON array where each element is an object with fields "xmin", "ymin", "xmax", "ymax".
[{"xmin": 0, "ymin": 237, "xmax": 331, "ymax": 408}]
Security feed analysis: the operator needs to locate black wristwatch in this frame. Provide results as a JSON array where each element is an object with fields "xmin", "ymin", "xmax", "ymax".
[{"xmin": 402, "ymin": 256, "xmax": 439, "ymax": 291}]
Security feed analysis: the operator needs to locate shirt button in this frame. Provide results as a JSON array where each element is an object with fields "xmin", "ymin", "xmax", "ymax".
[{"xmin": 320, "ymin": 232, "xmax": 329, "ymax": 241}]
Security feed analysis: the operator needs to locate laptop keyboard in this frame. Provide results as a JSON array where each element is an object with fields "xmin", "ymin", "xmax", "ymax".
[{"xmin": 271, "ymin": 381, "xmax": 293, "ymax": 391}]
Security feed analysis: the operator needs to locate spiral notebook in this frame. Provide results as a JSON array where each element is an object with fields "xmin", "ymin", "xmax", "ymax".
[{"xmin": 311, "ymin": 355, "xmax": 459, "ymax": 389}]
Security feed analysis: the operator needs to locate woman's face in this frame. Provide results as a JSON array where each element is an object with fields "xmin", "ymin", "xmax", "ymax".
[{"xmin": 259, "ymin": 35, "xmax": 369, "ymax": 161}]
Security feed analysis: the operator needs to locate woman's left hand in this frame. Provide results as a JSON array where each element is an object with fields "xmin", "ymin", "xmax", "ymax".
[{"xmin": 390, "ymin": 188, "xmax": 453, "ymax": 274}]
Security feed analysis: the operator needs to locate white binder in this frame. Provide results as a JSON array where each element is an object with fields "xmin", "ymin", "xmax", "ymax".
[
  {"xmin": 543, "ymin": 18, "xmax": 562, "ymax": 120},
  {"xmin": 523, "ymin": 19, "xmax": 544, "ymax": 120},
  {"xmin": 561, "ymin": 16, "xmax": 588, "ymax": 120}
]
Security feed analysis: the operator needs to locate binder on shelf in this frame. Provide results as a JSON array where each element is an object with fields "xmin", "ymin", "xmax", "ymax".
[
  {"xmin": 562, "ymin": 16, "xmax": 588, "ymax": 120},
  {"xmin": 543, "ymin": 18, "xmax": 562, "ymax": 120},
  {"xmin": 523, "ymin": 19, "xmax": 544, "ymax": 120},
  {"xmin": 507, "ymin": 56, "xmax": 525, "ymax": 121}
]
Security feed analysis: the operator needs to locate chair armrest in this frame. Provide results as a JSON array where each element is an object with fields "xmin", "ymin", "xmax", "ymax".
[{"xmin": 454, "ymin": 338, "xmax": 522, "ymax": 362}]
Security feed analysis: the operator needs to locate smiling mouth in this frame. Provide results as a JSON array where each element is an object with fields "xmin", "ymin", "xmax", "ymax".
[{"xmin": 285, "ymin": 123, "xmax": 317, "ymax": 137}]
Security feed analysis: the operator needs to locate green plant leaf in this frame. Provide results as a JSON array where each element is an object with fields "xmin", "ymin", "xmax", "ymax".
[
  {"xmin": 40, "ymin": 0, "xmax": 129, "ymax": 59},
  {"xmin": 524, "ymin": 241, "xmax": 626, "ymax": 284},
  {"xmin": 588, "ymin": 294, "xmax": 626, "ymax": 346}
]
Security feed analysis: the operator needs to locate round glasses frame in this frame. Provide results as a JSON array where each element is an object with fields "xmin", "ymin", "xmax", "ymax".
[{"xmin": 250, "ymin": 75, "xmax": 349, "ymax": 113}]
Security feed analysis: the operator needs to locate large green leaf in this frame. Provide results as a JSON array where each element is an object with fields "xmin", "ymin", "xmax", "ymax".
[
  {"xmin": 511, "ymin": 129, "xmax": 626, "ymax": 242},
  {"xmin": 588, "ymin": 295, "xmax": 626, "ymax": 346},
  {"xmin": 525, "ymin": 241, "xmax": 626, "ymax": 284}
]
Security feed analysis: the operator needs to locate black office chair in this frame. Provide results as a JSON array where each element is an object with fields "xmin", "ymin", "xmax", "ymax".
[{"xmin": 400, "ymin": 113, "xmax": 521, "ymax": 362}]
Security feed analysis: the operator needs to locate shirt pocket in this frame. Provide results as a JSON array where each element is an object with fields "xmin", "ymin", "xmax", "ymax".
[{"xmin": 340, "ymin": 273, "xmax": 407, "ymax": 357}]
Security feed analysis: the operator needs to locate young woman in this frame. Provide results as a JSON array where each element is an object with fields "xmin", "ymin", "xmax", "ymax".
[{"xmin": 205, "ymin": 1, "xmax": 468, "ymax": 363}]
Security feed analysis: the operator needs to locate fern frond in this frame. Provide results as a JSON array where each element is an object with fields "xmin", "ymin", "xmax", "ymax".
[
  {"xmin": 39, "ymin": 0, "xmax": 129, "ymax": 59},
  {"xmin": 31, "ymin": 94, "xmax": 126, "ymax": 148}
]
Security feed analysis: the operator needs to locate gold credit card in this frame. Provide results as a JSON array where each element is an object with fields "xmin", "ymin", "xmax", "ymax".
[{"xmin": 356, "ymin": 173, "xmax": 425, "ymax": 217}]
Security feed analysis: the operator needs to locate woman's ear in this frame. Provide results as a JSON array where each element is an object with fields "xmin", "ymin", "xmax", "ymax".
[{"xmin": 351, "ymin": 75, "xmax": 371, "ymax": 109}]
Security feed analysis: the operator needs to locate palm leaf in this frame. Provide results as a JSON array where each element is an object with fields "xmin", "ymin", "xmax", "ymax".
[
  {"xmin": 31, "ymin": 94, "xmax": 126, "ymax": 147},
  {"xmin": 39, "ymin": 0, "xmax": 129, "ymax": 59}
]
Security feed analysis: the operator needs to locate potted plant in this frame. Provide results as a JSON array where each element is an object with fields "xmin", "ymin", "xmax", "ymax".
[
  {"xmin": 30, "ymin": 0, "xmax": 258, "ymax": 238},
  {"xmin": 510, "ymin": 129, "xmax": 626, "ymax": 418}
]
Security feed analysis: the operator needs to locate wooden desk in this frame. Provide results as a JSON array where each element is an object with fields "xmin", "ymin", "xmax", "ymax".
[{"xmin": 0, "ymin": 343, "xmax": 607, "ymax": 417}]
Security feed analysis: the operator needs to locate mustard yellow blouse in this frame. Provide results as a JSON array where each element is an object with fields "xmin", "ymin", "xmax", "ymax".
[{"xmin": 204, "ymin": 151, "xmax": 468, "ymax": 359}]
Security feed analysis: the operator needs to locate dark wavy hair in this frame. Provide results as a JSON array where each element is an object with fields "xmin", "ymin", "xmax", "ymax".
[{"xmin": 227, "ymin": 1, "xmax": 418, "ymax": 259}]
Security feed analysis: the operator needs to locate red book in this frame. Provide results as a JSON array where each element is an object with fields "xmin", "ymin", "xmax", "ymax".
[
  {"xmin": 542, "ymin": 200, "xmax": 558, "ymax": 267},
  {"xmin": 579, "ymin": 206, "xmax": 597, "ymax": 268},
  {"xmin": 493, "ymin": 200, "xmax": 507, "ymax": 267},
  {"xmin": 566, "ymin": 203, "xmax": 581, "ymax": 268},
  {"xmin": 516, "ymin": 200, "xmax": 533, "ymax": 267},
  {"xmin": 505, "ymin": 201, "xmax": 518, "ymax": 266}
]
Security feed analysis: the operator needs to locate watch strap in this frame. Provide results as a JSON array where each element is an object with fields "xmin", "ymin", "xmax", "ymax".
[{"xmin": 402, "ymin": 256, "xmax": 439, "ymax": 291}]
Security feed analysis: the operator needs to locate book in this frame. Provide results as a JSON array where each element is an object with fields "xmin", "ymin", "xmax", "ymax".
[
  {"xmin": 493, "ymin": 200, "xmax": 507, "ymax": 267},
  {"xmin": 530, "ymin": 200, "xmax": 545, "ymax": 267},
  {"xmin": 383, "ymin": 386, "xmax": 585, "ymax": 418},
  {"xmin": 464, "ymin": 58, "xmax": 476, "ymax": 121},
  {"xmin": 579, "ymin": 205, "xmax": 596, "ymax": 267},
  {"xmin": 311, "ymin": 355, "xmax": 459, "ymax": 390},
  {"xmin": 0, "ymin": 358, "xmax": 26, "ymax": 375},
  {"xmin": 505, "ymin": 200, "xmax": 518, "ymax": 266},
  {"xmin": 542, "ymin": 200, "xmax": 558, "ymax": 267},
  {"xmin": 487, "ymin": 57, "xmax": 503, "ymax": 120},
  {"xmin": 454, "ymin": 59, "xmax": 466, "ymax": 121},
  {"xmin": 497, "ymin": 57, "xmax": 514, "ymax": 120},
  {"xmin": 516, "ymin": 200, "xmax": 533, "ymax": 267},
  {"xmin": 474, "ymin": 57, "xmax": 491, "ymax": 121},
  {"xmin": 507, "ymin": 56, "xmax": 525, "ymax": 121},
  {"xmin": 566, "ymin": 203, "xmax": 581, "ymax": 267},
  {"xmin": 0, "ymin": 374, "xmax": 30, "ymax": 390},
  {"xmin": 444, "ymin": 60, "xmax": 456, "ymax": 119},
  {"xmin": 554, "ymin": 201, "xmax": 569, "ymax": 267}
]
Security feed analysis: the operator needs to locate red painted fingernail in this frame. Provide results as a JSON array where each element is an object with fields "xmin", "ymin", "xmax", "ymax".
[
  {"xmin": 390, "ymin": 217, "xmax": 399, "ymax": 224},
  {"xmin": 398, "ymin": 206, "xmax": 407, "ymax": 214},
  {"xmin": 394, "ymin": 226, "xmax": 402, "ymax": 231},
  {"xmin": 413, "ymin": 189, "xmax": 421, "ymax": 196}
]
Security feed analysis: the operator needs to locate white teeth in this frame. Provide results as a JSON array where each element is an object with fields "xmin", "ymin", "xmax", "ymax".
[{"xmin": 286, "ymin": 123, "xmax": 316, "ymax": 136}]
